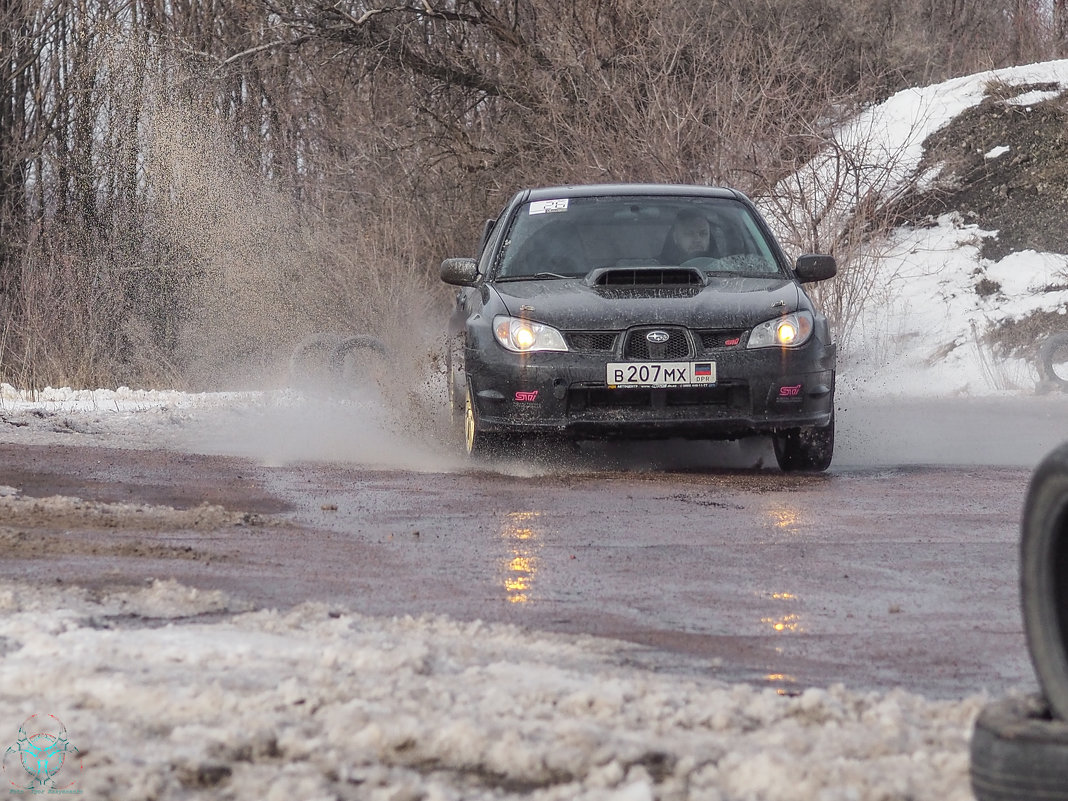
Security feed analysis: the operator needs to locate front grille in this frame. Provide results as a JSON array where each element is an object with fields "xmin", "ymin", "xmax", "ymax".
[
  {"xmin": 568, "ymin": 385, "xmax": 740, "ymax": 410},
  {"xmin": 565, "ymin": 331, "xmax": 618, "ymax": 352},
  {"xmin": 697, "ymin": 329, "xmax": 746, "ymax": 352},
  {"xmin": 623, "ymin": 327, "xmax": 692, "ymax": 360}
]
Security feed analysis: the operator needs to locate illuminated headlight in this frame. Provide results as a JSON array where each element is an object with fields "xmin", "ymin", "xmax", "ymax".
[
  {"xmin": 747, "ymin": 311, "xmax": 815, "ymax": 348},
  {"xmin": 493, "ymin": 316, "xmax": 569, "ymax": 353}
]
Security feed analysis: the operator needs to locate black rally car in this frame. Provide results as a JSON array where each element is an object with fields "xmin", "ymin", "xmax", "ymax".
[{"xmin": 440, "ymin": 184, "xmax": 837, "ymax": 471}]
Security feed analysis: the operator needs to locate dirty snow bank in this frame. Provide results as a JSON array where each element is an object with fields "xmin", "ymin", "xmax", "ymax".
[{"xmin": 0, "ymin": 579, "xmax": 981, "ymax": 801}]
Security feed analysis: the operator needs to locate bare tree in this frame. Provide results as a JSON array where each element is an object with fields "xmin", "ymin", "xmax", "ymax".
[{"xmin": 0, "ymin": 0, "xmax": 1064, "ymax": 387}]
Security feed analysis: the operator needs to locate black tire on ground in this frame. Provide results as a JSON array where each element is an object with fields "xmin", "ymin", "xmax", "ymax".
[
  {"xmin": 969, "ymin": 694, "xmax": 1068, "ymax": 801},
  {"xmin": 1021, "ymin": 441, "xmax": 1068, "ymax": 721},
  {"xmin": 772, "ymin": 416, "xmax": 834, "ymax": 472},
  {"xmin": 1038, "ymin": 333, "xmax": 1068, "ymax": 388}
]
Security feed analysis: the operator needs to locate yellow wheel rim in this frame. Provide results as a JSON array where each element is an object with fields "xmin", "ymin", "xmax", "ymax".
[{"xmin": 464, "ymin": 393, "xmax": 476, "ymax": 454}]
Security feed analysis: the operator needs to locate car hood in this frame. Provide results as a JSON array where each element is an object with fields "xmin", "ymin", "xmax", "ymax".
[{"xmin": 491, "ymin": 275, "xmax": 803, "ymax": 330}]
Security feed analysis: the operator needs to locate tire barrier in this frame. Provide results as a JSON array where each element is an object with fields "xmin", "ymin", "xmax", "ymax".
[
  {"xmin": 1021, "ymin": 441, "xmax": 1068, "ymax": 722},
  {"xmin": 287, "ymin": 332, "xmax": 387, "ymax": 391},
  {"xmin": 969, "ymin": 695, "xmax": 1068, "ymax": 801},
  {"xmin": 287, "ymin": 332, "xmax": 348, "ymax": 388},
  {"xmin": 329, "ymin": 334, "xmax": 389, "ymax": 381},
  {"xmin": 970, "ymin": 442, "xmax": 1068, "ymax": 799},
  {"xmin": 1038, "ymin": 333, "xmax": 1068, "ymax": 391}
]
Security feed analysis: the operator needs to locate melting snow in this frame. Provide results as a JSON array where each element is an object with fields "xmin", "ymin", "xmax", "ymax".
[{"xmin": 0, "ymin": 580, "xmax": 983, "ymax": 801}]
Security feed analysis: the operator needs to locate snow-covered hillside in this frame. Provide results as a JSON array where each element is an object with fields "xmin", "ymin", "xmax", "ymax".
[{"xmin": 771, "ymin": 59, "xmax": 1068, "ymax": 396}]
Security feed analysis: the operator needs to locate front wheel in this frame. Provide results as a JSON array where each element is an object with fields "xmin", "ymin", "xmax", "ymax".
[
  {"xmin": 463, "ymin": 390, "xmax": 513, "ymax": 459},
  {"xmin": 772, "ymin": 416, "xmax": 834, "ymax": 472},
  {"xmin": 446, "ymin": 348, "xmax": 465, "ymax": 430}
]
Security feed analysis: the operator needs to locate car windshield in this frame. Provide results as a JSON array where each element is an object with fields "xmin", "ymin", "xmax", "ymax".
[{"xmin": 494, "ymin": 195, "xmax": 784, "ymax": 280}]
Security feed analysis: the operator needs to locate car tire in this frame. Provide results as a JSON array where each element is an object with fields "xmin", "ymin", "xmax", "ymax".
[
  {"xmin": 1021, "ymin": 442, "xmax": 1068, "ymax": 721},
  {"xmin": 287, "ymin": 332, "xmax": 347, "ymax": 389},
  {"xmin": 463, "ymin": 389, "xmax": 513, "ymax": 458},
  {"xmin": 330, "ymin": 335, "xmax": 388, "ymax": 377},
  {"xmin": 969, "ymin": 694, "xmax": 1068, "ymax": 801},
  {"xmin": 1038, "ymin": 333, "xmax": 1068, "ymax": 389},
  {"xmin": 772, "ymin": 416, "xmax": 834, "ymax": 472}
]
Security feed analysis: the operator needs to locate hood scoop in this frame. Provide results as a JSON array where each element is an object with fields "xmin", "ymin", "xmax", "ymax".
[{"xmin": 585, "ymin": 266, "xmax": 708, "ymax": 288}]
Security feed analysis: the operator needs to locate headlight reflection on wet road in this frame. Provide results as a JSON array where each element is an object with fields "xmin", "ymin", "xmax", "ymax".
[
  {"xmin": 762, "ymin": 589, "xmax": 803, "ymax": 633},
  {"xmin": 500, "ymin": 511, "xmax": 543, "ymax": 604},
  {"xmin": 765, "ymin": 503, "xmax": 803, "ymax": 534}
]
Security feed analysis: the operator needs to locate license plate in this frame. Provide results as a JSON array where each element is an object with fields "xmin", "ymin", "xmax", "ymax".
[{"xmin": 606, "ymin": 361, "xmax": 716, "ymax": 388}]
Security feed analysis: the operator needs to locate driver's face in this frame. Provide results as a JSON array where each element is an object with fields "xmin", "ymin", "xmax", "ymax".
[{"xmin": 674, "ymin": 219, "xmax": 710, "ymax": 257}]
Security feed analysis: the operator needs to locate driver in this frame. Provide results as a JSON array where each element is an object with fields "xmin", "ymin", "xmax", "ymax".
[{"xmin": 659, "ymin": 210, "xmax": 712, "ymax": 264}]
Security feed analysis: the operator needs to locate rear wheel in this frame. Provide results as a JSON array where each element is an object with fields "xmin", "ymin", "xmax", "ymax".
[{"xmin": 772, "ymin": 416, "xmax": 834, "ymax": 472}]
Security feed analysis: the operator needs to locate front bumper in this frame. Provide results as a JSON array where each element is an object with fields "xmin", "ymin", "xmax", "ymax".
[{"xmin": 464, "ymin": 337, "xmax": 836, "ymax": 441}]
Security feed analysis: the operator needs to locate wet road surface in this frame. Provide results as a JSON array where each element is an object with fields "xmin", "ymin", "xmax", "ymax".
[{"xmin": 0, "ymin": 433, "xmax": 1038, "ymax": 699}]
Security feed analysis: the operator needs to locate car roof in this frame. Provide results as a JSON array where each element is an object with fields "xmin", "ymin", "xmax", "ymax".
[{"xmin": 522, "ymin": 184, "xmax": 743, "ymax": 202}]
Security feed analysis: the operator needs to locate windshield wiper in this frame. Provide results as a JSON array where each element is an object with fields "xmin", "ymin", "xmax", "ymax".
[{"xmin": 496, "ymin": 272, "xmax": 574, "ymax": 282}]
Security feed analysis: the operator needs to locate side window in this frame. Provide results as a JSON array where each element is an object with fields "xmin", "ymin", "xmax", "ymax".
[
  {"xmin": 475, "ymin": 218, "xmax": 496, "ymax": 259},
  {"xmin": 477, "ymin": 208, "xmax": 512, "ymax": 276}
]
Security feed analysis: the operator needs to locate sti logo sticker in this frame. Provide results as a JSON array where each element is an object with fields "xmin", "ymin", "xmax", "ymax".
[
  {"xmin": 779, "ymin": 384, "xmax": 802, "ymax": 397},
  {"xmin": 515, "ymin": 390, "xmax": 539, "ymax": 402}
]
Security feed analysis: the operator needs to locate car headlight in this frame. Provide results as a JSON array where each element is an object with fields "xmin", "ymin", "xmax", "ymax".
[
  {"xmin": 747, "ymin": 311, "xmax": 814, "ymax": 348},
  {"xmin": 493, "ymin": 316, "xmax": 569, "ymax": 353}
]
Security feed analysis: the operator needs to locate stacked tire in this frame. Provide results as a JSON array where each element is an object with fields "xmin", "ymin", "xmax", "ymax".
[
  {"xmin": 970, "ymin": 442, "xmax": 1068, "ymax": 800},
  {"xmin": 287, "ymin": 332, "xmax": 388, "ymax": 391},
  {"xmin": 1038, "ymin": 333, "xmax": 1068, "ymax": 391}
]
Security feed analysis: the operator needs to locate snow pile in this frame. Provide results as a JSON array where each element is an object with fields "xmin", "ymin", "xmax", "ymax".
[
  {"xmin": 842, "ymin": 215, "xmax": 1068, "ymax": 396},
  {"xmin": 0, "ymin": 383, "xmax": 255, "ymax": 412},
  {"xmin": 0, "ymin": 579, "xmax": 982, "ymax": 801},
  {"xmin": 767, "ymin": 59, "xmax": 1068, "ymax": 396},
  {"xmin": 0, "ymin": 492, "xmax": 257, "ymax": 530}
]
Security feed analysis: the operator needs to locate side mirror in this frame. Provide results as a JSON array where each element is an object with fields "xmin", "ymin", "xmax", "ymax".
[
  {"xmin": 440, "ymin": 257, "xmax": 480, "ymax": 286},
  {"xmin": 794, "ymin": 254, "xmax": 836, "ymax": 283}
]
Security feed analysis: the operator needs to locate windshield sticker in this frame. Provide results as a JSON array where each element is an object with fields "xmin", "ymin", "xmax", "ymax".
[{"xmin": 529, "ymin": 199, "xmax": 569, "ymax": 215}]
